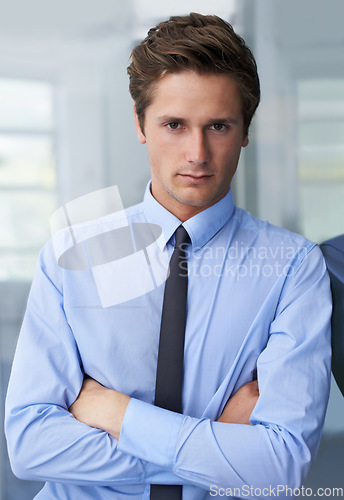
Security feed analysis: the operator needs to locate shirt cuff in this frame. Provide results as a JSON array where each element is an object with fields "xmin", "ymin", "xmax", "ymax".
[{"xmin": 118, "ymin": 398, "xmax": 184, "ymax": 470}]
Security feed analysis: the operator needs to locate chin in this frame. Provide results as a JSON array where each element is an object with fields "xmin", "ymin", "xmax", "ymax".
[
  {"xmin": 185, "ymin": 187, "xmax": 224, "ymax": 204},
  {"xmin": 175, "ymin": 193, "xmax": 217, "ymax": 209}
]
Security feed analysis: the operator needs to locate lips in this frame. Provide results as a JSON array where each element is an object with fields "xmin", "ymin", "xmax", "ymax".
[{"xmin": 178, "ymin": 172, "xmax": 213, "ymax": 185}]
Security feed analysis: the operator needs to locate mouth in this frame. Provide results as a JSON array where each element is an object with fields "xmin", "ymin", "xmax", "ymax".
[{"xmin": 178, "ymin": 173, "xmax": 214, "ymax": 185}]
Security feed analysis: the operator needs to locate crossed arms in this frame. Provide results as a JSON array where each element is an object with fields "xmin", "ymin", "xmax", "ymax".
[{"xmin": 69, "ymin": 378, "xmax": 260, "ymax": 440}]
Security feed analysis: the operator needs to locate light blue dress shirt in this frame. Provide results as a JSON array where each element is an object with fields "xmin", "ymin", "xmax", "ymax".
[{"xmin": 5, "ymin": 185, "xmax": 331, "ymax": 499}]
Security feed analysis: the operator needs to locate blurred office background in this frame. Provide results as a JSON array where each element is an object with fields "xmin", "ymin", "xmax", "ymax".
[{"xmin": 0, "ymin": 0, "xmax": 343, "ymax": 498}]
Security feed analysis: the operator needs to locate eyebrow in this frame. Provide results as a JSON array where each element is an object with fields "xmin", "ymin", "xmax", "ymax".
[
  {"xmin": 156, "ymin": 115, "xmax": 240, "ymax": 124},
  {"xmin": 157, "ymin": 116, "xmax": 185, "ymax": 123}
]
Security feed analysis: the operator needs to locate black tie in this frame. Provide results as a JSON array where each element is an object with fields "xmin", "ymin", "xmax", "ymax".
[{"xmin": 150, "ymin": 226, "xmax": 190, "ymax": 500}]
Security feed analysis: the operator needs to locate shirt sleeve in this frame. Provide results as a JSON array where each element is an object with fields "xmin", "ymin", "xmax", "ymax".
[
  {"xmin": 4, "ymin": 242, "xmax": 178, "ymax": 487},
  {"xmin": 118, "ymin": 244, "xmax": 332, "ymax": 492}
]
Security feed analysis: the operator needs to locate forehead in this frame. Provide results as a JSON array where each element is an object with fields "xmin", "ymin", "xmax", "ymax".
[{"xmin": 146, "ymin": 71, "xmax": 243, "ymax": 119}]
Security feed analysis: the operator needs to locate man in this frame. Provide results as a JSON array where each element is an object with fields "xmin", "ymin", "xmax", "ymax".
[{"xmin": 5, "ymin": 13, "xmax": 331, "ymax": 500}]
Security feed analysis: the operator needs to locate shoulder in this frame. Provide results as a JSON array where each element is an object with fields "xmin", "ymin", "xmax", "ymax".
[
  {"xmin": 38, "ymin": 200, "xmax": 145, "ymax": 276},
  {"xmin": 231, "ymin": 206, "xmax": 324, "ymax": 272},
  {"xmin": 234, "ymin": 206, "xmax": 315, "ymax": 250}
]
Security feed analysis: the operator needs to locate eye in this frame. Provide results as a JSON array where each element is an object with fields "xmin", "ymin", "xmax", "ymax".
[
  {"xmin": 211, "ymin": 123, "xmax": 227, "ymax": 131},
  {"xmin": 166, "ymin": 122, "xmax": 180, "ymax": 130}
]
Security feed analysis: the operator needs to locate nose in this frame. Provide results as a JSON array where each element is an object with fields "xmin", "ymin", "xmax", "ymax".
[{"xmin": 185, "ymin": 130, "xmax": 210, "ymax": 165}]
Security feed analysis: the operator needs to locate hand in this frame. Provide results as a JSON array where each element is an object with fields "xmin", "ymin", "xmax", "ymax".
[
  {"xmin": 217, "ymin": 380, "xmax": 259, "ymax": 425},
  {"xmin": 69, "ymin": 378, "xmax": 130, "ymax": 440}
]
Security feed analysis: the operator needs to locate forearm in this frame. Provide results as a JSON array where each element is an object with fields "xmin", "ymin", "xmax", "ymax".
[
  {"xmin": 117, "ymin": 398, "xmax": 311, "ymax": 492},
  {"xmin": 7, "ymin": 403, "xmax": 200, "ymax": 488},
  {"xmin": 5, "ymin": 403, "xmax": 145, "ymax": 485}
]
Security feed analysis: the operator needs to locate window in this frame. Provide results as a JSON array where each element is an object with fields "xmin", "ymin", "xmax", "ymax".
[
  {"xmin": 297, "ymin": 79, "xmax": 344, "ymax": 243},
  {"xmin": 0, "ymin": 78, "xmax": 56, "ymax": 280}
]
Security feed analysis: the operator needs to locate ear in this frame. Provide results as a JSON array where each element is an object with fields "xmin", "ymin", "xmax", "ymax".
[
  {"xmin": 242, "ymin": 135, "xmax": 249, "ymax": 148},
  {"xmin": 133, "ymin": 104, "xmax": 146, "ymax": 144}
]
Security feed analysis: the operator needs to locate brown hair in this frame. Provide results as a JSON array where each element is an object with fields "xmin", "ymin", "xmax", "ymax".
[{"xmin": 127, "ymin": 12, "xmax": 260, "ymax": 136}]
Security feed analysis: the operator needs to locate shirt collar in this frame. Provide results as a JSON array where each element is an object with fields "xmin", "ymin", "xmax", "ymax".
[{"xmin": 143, "ymin": 182, "xmax": 235, "ymax": 251}]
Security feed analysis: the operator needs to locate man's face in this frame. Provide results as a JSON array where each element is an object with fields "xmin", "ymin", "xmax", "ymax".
[{"xmin": 134, "ymin": 71, "xmax": 249, "ymax": 221}]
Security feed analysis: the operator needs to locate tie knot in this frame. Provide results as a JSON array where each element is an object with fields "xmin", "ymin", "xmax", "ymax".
[{"xmin": 174, "ymin": 226, "xmax": 190, "ymax": 248}]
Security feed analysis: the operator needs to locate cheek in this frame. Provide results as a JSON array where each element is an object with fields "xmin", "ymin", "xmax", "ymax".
[
  {"xmin": 147, "ymin": 138, "xmax": 178, "ymax": 170},
  {"xmin": 146, "ymin": 145, "xmax": 167, "ymax": 181},
  {"xmin": 215, "ymin": 150, "xmax": 241, "ymax": 178},
  {"xmin": 222, "ymin": 140, "xmax": 244, "ymax": 162}
]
